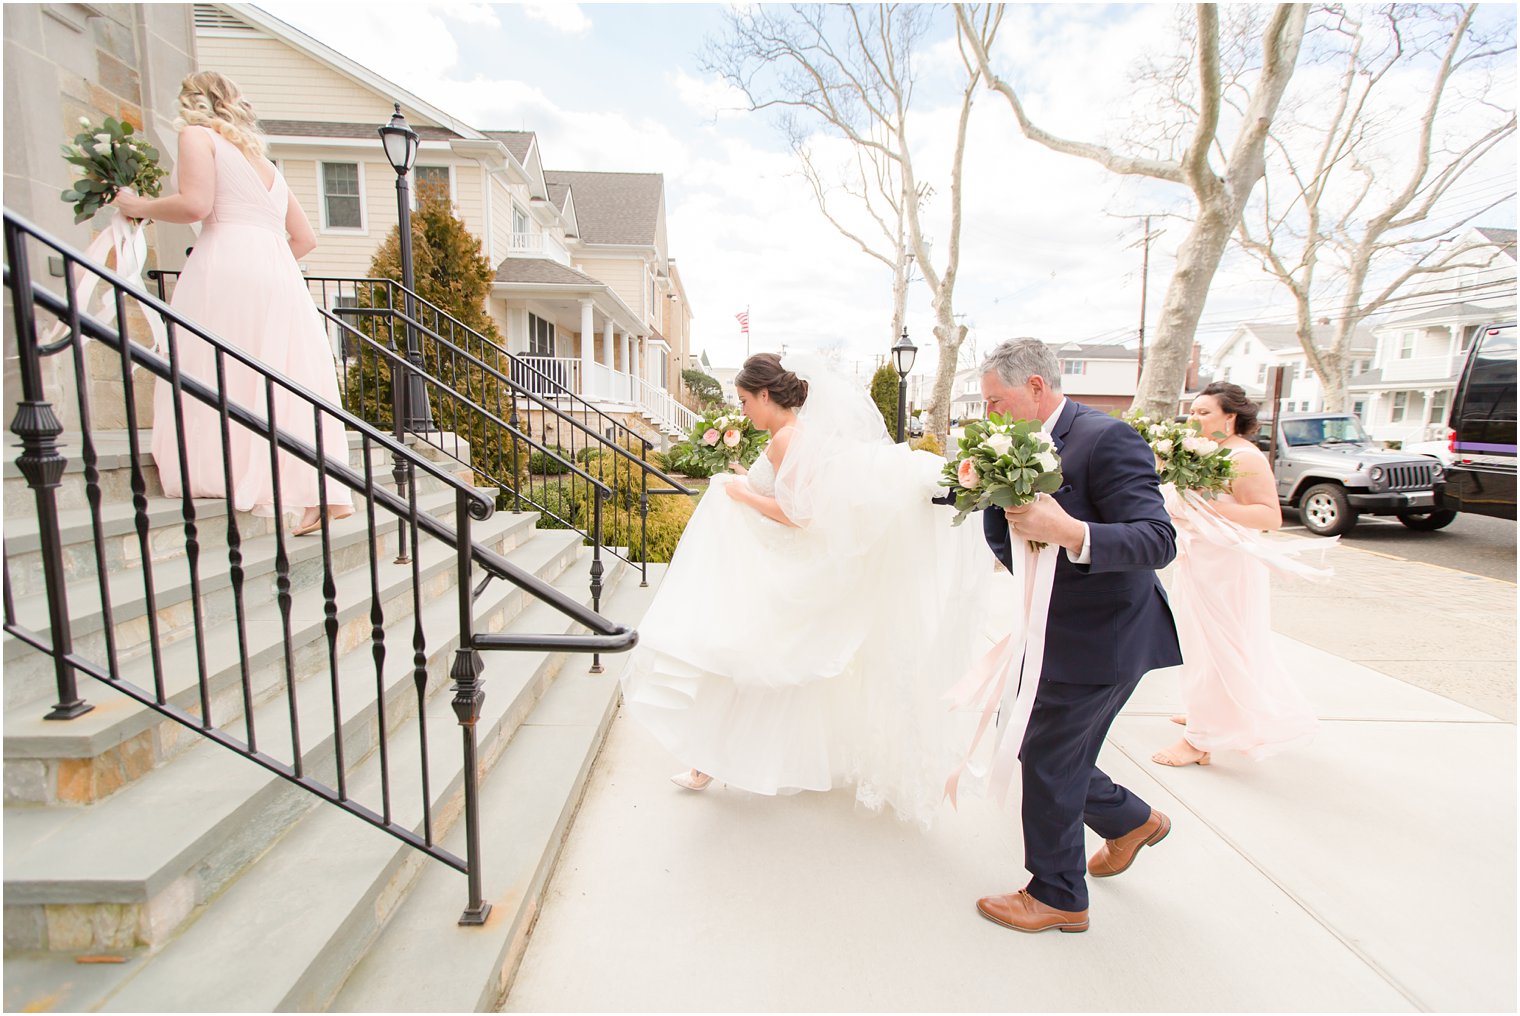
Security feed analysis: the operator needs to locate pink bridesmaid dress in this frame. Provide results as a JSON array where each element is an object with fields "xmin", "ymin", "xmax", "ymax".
[
  {"xmin": 151, "ymin": 126, "xmax": 353, "ymax": 518},
  {"xmin": 1169, "ymin": 453, "xmax": 1319, "ymax": 759}
]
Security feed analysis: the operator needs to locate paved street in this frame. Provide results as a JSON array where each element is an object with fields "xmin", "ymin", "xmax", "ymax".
[
  {"xmin": 1282, "ymin": 508, "xmax": 1517, "ymax": 581},
  {"xmin": 504, "ymin": 542, "xmax": 1517, "ymax": 1012}
]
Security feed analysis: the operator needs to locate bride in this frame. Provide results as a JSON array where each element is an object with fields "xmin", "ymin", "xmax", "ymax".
[{"xmin": 619, "ymin": 351, "xmax": 1004, "ymax": 826}]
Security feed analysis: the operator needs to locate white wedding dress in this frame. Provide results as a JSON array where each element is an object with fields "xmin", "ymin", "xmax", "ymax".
[{"xmin": 619, "ymin": 354, "xmax": 1006, "ymax": 826}]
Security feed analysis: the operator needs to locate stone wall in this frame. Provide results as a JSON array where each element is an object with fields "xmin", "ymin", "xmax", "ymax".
[{"xmin": 3, "ymin": 3, "xmax": 197, "ymax": 433}]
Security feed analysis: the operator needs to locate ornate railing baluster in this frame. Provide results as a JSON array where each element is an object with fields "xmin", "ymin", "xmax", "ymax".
[
  {"xmin": 215, "ymin": 349, "xmax": 256, "ymax": 751},
  {"xmin": 315, "ymin": 404, "xmax": 346, "ymax": 799},
  {"xmin": 164, "ymin": 318, "xmax": 213, "ymax": 727},
  {"xmin": 65, "ymin": 257, "xmax": 121, "ymax": 677},
  {"xmin": 266, "ymin": 377, "xmax": 303, "ymax": 775},
  {"xmin": 406, "ymin": 472, "xmax": 432, "ymax": 846},
  {"xmin": 113, "ymin": 286, "xmax": 166, "ymax": 704},
  {"xmin": 362, "ymin": 434, "xmax": 392, "ymax": 824},
  {"xmin": 4, "ymin": 218, "xmax": 89, "ymax": 719},
  {"xmin": 451, "ymin": 486, "xmax": 489, "ymax": 927}
]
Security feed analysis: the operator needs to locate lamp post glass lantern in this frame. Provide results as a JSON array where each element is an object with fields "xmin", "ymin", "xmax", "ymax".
[
  {"xmin": 378, "ymin": 102, "xmax": 432, "ymax": 431},
  {"xmin": 892, "ymin": 327, "xmax": 916, "ymax": 443}
]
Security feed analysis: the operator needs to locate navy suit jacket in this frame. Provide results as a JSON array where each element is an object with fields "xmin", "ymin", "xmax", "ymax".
[{"xmin": 980, "ymin": 400, "xmax": 1182, "ymax": 686}]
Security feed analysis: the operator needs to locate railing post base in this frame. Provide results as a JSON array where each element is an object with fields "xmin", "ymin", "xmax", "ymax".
[
  {"xmin": 458, "ymin": 902, "xmax": 492, "ymax": 927},
  {"xmin": 45, "ymin": 698, "xmax": 94, "ymax": 721}
]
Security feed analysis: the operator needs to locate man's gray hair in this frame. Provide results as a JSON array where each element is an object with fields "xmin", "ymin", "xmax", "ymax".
[{"xmin": 979, "ymin": 338, "xmax": 1062, "ymax": 391}]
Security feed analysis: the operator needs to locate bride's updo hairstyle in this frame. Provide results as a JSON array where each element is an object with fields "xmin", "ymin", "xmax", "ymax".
[
  {"xmin": 175, "ymin": 71, "xmax": 267, "ymax": 161},
  {"xmin": 734, "ymin": 352, "xmax": 808, "ymax": 408},
  {"xmin": 1200, "ymin": 381, "xmax": 1261, "ymax": 437}
]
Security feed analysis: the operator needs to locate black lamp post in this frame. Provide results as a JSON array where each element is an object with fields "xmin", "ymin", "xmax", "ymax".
[
  {"xmin": 891, "ymin": 326, "xmax": 917, "ymax": 443},
  {"xmin": 379, "ymin": 102, "xmax": 433, "ymax": 431}
]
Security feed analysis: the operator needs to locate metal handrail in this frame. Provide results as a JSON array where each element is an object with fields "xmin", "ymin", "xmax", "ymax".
[{"xmin": 2, "ymin": 208, "xmax": 636, "ymax": 925}]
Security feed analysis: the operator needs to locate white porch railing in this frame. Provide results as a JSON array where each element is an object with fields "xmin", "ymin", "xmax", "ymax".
[
  {"xmin": 516, "ymin": 356, "xmax": 580, "ymax": 396},
  {"xmin": 509, "ymin": 232, "xmax": 544, "ymax": 255},
  {"xmin": 636, "ymin": 376, "xmax": 700, "ymax": 434},
  {"xmin": 513, "ymin": 356, "xmax": 698, "ymax": 435}
]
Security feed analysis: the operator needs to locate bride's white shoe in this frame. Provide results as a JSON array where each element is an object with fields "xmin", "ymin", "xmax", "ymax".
[{"xmin": 670, "ymin": 769, "xmax": 713, "ymax": 791}]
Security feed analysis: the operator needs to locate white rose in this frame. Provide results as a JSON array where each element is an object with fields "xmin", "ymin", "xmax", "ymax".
[
  {"xmin": 1154, "ymin": 438, "xmax": 1174, "ymax": 455},
  {"xmin": 78, "ymin": 116, "xmax": 92, "ymax": 127},
  {"xmin": 1036, "ymin": 450, "xmax": 1060, "ymax": 472},
  {"xmin": 983, "ymin": 433, "xmax": 1013, "ymax": 457},
  {"xmin": 1183, "ymin": 436, "xmax": 1218, "ymax": 455}
]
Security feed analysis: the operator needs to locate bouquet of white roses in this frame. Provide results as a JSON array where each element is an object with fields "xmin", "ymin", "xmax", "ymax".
[
  {"xmin": 1123, "ymin": 412, "xmax": 1235, "ymax": 495},
  {"xmin": 60, "ymin": 115, "xmax": 166, "ymax": 224},
  {"xmin": 939, "ymin": 415, "xmax": 1063, "ymax": 542},
  {"xmin": 675, "ymin": 407, "xmax": 769, "ymax": 476}
]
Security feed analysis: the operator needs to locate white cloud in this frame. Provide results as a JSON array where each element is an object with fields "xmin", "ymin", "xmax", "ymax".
[{"xmin": 522, "ymin": 2, "xmax": 592, "ymax": 35}]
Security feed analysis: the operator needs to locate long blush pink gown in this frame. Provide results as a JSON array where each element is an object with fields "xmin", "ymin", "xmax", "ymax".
[
  {"xmin": 1170, "ymin": 457, "xmax": 1319, "ymax": 759},
  {"xmin": 151, "ymin": 126, "xmax": 352, "ymax": 517}
]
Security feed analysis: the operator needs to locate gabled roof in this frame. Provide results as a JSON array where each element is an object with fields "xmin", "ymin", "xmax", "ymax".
[
  {"xmin": 260, "ymin": 119, "xmax": 460, "ymax": 141},
  {"xmin": 218, "ymin": 5, "xmax": 487, "ymax": 141},
  {"xmin": 546, "ymin": 182, "xmax": 571, "ymax": 211},
  {"xmin": 483, "ymin": 131, "xmax": 535, "ymax": 165},
  {"xmin": 542, "ymin": 171, "xmax": 663, "ymax": 246},
  {"xmin": 1053, "ymin": 342, "xmax": 1137, "ymax": 360},
  {"xmin": 1222, "ymin": 322, "xmax": 1376, "ymax": 356},
  {"xmin": 1381, "ymin": 301, "xmax": 1509, "ymax": 328},
  {"xmin": 494, "ymin": 258, "xmax": 603, "ymax": 287},
  {"xmin": 1474, "ymin": 226, "xmax": 1517, "ymax": 261}
]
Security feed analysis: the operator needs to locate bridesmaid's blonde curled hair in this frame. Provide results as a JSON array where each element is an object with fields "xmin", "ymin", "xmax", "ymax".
[{"xmin": 174, "ymin": 71, "xmax": 267, "ymax": 160}]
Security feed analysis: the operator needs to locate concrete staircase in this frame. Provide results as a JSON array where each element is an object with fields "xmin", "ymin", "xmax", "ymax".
[{"xmin": 2, "ymin": 429, "xmax": 660, "ymax": 1011}]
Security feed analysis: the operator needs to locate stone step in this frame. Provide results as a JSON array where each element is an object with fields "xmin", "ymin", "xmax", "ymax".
[
  {"xmin": 2, "ymin": 483, "xmax": 502, "ymax": 712},
  {"xmin": 1, "ymin": 527, "xmax": 592, "ymax": 957},
  {"xmin": 3, "ymin": 429, "xmax": 474, "ymax": 520},
  {"xmin": 47, "ymin": 556, "xmax": 637, "ymax": 1012},
  {"xmin": 331, "ymin": 565, "xmax": 663, "ymax": 1013},
  {"xmin": 3, "ymin": 506, "xmax": 547, "ymax": 805}
]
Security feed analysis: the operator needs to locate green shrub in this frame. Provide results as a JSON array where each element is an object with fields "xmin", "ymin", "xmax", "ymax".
[
  {"xmin": 527, "ymin": 444, "xmax": 572, "ymax": 475},
  {"xmin": 910, "ymin": 432, "xmax": 945, "ymax": 457},
  {"xmin": 599, "ymin": 490, "xmax": 700, "ymax": 562},
  {"xmin": 870, "ymin": 364, "xmax": 900, "ymax": 438}
]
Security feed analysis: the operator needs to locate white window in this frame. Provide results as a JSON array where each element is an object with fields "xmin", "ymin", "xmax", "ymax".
[
  {"xmin": 1352, "ymin": 399, "xmax": 1367, "ymax": 419},
  {"xmin": 1256, "ymin": 364, "xmax": 1267, "ymax": 385},
  {"xmin": 320, "ymin": 162, "xmax": 365, "ymax": 232},
  {"xmin": 512, "ymin": 204, "xmax": 529, "ymax": 236},
  {"xmin": 412, "ymin": 165, "xmax": 452, "ymax": 204},
  {"xmin": 1429, "ymin": 389, "xmax": 1449, "ymax": 424},
  {"xmin": 1391, "ymin": 391, "xmax": 1409, "ymax": 422},
  {"xmin": 1061, "ymin": 360, "xmax": 1086, "ymax": 375},
  {"xmin": 1399, "ymin": 332, "xmax": 1417, "ymax": 359}
]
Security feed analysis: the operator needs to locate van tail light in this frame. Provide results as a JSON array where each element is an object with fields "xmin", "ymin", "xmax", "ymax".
[{"xmin": 1447, "ymin": 428, "xmax": 1456, "ymax": 453}]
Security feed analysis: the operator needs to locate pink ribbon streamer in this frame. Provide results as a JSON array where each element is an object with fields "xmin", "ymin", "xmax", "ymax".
[
  {"xmin": 944, "ymin": 523, "xmax": 1059, "ymax": 808},
  {"xmin": 1163, "ymin": 483, "xmax": 1336, "ymax": 579},
  {"xmin": 43, "ymin": 210, "xmax": 167, "ymax": 361}
]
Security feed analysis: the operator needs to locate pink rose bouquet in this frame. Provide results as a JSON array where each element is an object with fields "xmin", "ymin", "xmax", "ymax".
[
  {"xmin": 939, "ymin": 414, "xmax": 1064, "ymax": 547},
  {"xmin": 1122, "ymin": 411, "xmax": 1236, "ymax": 495}
]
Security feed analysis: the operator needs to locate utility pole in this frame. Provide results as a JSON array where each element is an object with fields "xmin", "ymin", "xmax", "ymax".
[{"xmin": 1128, "ymin": 216, "xmax": 1163, "ymax": 384}]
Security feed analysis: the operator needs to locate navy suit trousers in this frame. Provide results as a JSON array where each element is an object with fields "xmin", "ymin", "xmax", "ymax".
[{"xmin": 1019, "ymin": 674, "xmax": 1153, "ymax": 912}]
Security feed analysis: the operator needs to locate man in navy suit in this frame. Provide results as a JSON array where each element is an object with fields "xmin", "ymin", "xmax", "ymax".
[{"xmin": 968, "ymin": 339, "xmax": 1182, "ymax": 934}]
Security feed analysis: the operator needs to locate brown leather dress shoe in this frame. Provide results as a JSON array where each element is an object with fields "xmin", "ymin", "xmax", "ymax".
[
  {"xmin": 975, "ymin": 890, "xmax": 1089, "ymax": 934},
  {"xmin": 1088, "ymin": 809, "xmax": 1171, "ymax": 878}
]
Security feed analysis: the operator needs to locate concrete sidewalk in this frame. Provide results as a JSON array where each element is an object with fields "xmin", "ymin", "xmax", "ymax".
[{"xmin": 503, "ymin": 544, "xmax": 1516, "ymax": 1012}]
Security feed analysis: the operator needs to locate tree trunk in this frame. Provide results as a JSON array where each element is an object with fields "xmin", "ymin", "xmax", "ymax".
[
  {"xmin": 926, "ymin": 296, "xmax": 967, "ymax": 446},
  {"xmin": 1133, "ymin": 201, "xmax": 1234, "ymax": 417}
]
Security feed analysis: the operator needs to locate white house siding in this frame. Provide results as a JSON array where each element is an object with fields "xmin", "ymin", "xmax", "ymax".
[
  {"xmin": 198, "ymin": 34, "xmax": 437, "ymax": 127},
  {"xmin": 574, "ymin": 255, "xmax": 644, "ymax": 320},
  {"xmin": 489, "ymin": 178, "xmax": 514, "ymax": 266},
  {"xmin": 452, "ymin": 163, "xmax": 483, "ymax": 244}
]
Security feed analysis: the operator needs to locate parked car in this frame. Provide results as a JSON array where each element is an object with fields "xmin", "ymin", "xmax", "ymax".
[
  {"xmin": 907, "ymin": 414, "xmax": 925, "ymax": 437},
  {"xmin": 1437, "ymin": 321, "xmax": 1517, "ymax": 520},
  {"xmin": 1256, "ymin": 413, "xmax": 1453, "ymax": 536}
]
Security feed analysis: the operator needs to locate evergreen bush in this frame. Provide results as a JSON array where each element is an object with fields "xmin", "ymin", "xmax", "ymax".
[{"xmin": 870, "ymin": 364, "xmax": 900, "ymax": 439}]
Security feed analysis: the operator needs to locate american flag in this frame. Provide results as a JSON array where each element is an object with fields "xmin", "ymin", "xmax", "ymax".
[{"xmin": 735, "ymin": 310, "xmax": 749, "ymax": 334}]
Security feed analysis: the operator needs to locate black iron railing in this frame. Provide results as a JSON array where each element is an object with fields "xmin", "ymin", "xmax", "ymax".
[
  {"xmin": 147, "ymin": 272, "xmax": 695, "ymax": 591},
  {"xmin": 3, "ymin": 209, "xmax": 637, "ymax": 924}
]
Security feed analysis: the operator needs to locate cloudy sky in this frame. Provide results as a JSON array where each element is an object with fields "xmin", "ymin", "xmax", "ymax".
[{"xmin": 258, "ymin": 2, "xmax": 1516, "ymax": 378}]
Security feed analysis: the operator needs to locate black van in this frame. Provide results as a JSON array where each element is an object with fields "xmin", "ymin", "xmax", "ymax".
[{"xmin": 1437, "ymin": 321, "xmax": 1516, "ymax": 520}]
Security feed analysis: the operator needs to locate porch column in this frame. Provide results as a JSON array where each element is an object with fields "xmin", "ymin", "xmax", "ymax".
[
  {"xmin": 579, "ymin": 299, "xmax": 594, "ymax": 397},
  {"xmin": 619, "ymin": 331, "xmax": 631, "ymax": 379},
  {"xmin": 632, "ymin": 336, "xmax": 643, "ymax": 385},
  {"xmin": 602, "ymin": 319, "xmax": 614, "ymax": 372}
]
